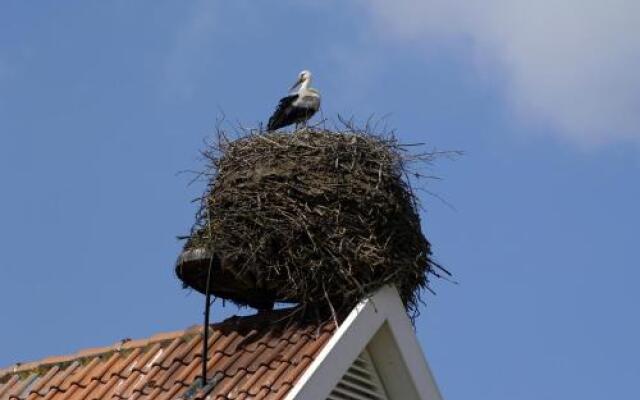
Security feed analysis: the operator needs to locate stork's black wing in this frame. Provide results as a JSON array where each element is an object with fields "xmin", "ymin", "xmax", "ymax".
[{"xmin": 267, "ymin": 94, "xmax": 298, "ymax": 131}]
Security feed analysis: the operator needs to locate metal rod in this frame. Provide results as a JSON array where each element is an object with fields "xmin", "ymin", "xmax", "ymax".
[{"xmin": 202, "ymin": 255, "xmax": 214, "ymax": 387}]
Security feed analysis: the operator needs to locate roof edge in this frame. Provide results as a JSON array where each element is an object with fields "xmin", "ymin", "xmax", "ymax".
[{"xmin": 284, "ymin": 285, "xmax": 443, "ymax": 400}]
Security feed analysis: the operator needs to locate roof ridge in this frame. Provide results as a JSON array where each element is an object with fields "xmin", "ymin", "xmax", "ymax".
[
  {"xmin": 0, "ymin": 328, "xmax": 189, "ymax": 379},
  {"xmin": 0, "ymin": 308, "xmax": 305, "ymax": 380}
]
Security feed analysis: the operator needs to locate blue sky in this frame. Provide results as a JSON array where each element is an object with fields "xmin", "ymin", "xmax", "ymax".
[{"xmin": 1, "ymin": 1, "xmax": 639, "ymax": 398}]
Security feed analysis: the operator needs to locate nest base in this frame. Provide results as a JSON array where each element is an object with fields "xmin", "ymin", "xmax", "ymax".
[{"xmin": 175, "ymin": 248, "xmax": 286, "ymax": 309}]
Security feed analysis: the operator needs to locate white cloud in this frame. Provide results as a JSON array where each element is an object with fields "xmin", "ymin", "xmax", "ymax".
[
  {"xmin": 363, "ymin": 0, "xmax": 640, "ymax": 146},
  {"xmin": 162, "ymin": 1, "xmax": 218, "ymax": 100}
]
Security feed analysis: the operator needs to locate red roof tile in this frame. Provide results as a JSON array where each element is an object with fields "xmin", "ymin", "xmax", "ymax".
[{"xmin": 0, "ymin": 309, "xmax": 336, "ymax": 400}]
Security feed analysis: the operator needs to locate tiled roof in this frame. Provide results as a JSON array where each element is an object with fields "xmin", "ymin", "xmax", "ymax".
[{"xmin": 0, "ymin": 309, "xmax": 336, "ymax": 400}]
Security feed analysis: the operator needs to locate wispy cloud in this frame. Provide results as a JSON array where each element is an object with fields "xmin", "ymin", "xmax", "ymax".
[
  {"xmin": 363, "ymin": 0, "xmax": 640, "ymax": 146},
  {"xmin": 162, "ymin": 0, "xmax": 218, "ymax": 100}
]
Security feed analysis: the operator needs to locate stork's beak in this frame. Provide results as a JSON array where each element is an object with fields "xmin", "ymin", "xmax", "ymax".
[{"xmin": 290, "ymin": 76, "xmax": 304, "ymax": 91}]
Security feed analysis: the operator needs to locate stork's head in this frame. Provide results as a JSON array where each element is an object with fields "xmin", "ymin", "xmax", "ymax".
[
  {"xmin": 299, "ymin": 70, "xmax": 312, "ymax": 81},
  {"xmin": 290, "ymin": 70, "xmax": 312, "ymax": 91}
]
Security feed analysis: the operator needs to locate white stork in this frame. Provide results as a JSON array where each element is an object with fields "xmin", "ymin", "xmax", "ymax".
[{"xmin": 267, "ymin": 70, "xmax": 321, "ymax": 131}]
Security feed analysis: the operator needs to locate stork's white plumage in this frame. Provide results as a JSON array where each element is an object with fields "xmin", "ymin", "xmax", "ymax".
[{"xmin": 267, "ymin": 70, "xmax": 320, "ymax": 131}]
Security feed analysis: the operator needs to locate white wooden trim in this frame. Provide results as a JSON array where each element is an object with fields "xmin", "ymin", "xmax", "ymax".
[
  {"xmin": 284, "ymin": 295, "xmax": 386, "ymax": 400},
  {"xmin": 381, "ymin": 291, "xmax": 443, "ymax": 400},
  {"xmin": 285, "ymin": 286, "xmax": 443, "ymax": 400}
]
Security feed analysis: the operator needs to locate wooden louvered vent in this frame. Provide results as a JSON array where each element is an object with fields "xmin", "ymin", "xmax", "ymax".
[{"xmin": 327, "ymin": 349, "xmax": 389, "ymax": 400}]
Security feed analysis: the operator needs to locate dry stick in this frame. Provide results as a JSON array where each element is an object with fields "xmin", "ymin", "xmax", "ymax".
[{"xmin": 323, "ymin": 282, "xmax": 339, "ymax": 330}]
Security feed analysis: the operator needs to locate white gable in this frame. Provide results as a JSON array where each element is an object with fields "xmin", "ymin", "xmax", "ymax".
[{"xmin": 285, "ymin": 286, "xmax": 443, "ymax": 400}]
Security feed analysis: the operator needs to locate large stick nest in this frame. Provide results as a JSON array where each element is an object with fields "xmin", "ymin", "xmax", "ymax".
[{"xmin": 177, "ymin": 125, "xmax": 450, "ymax": 316}]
